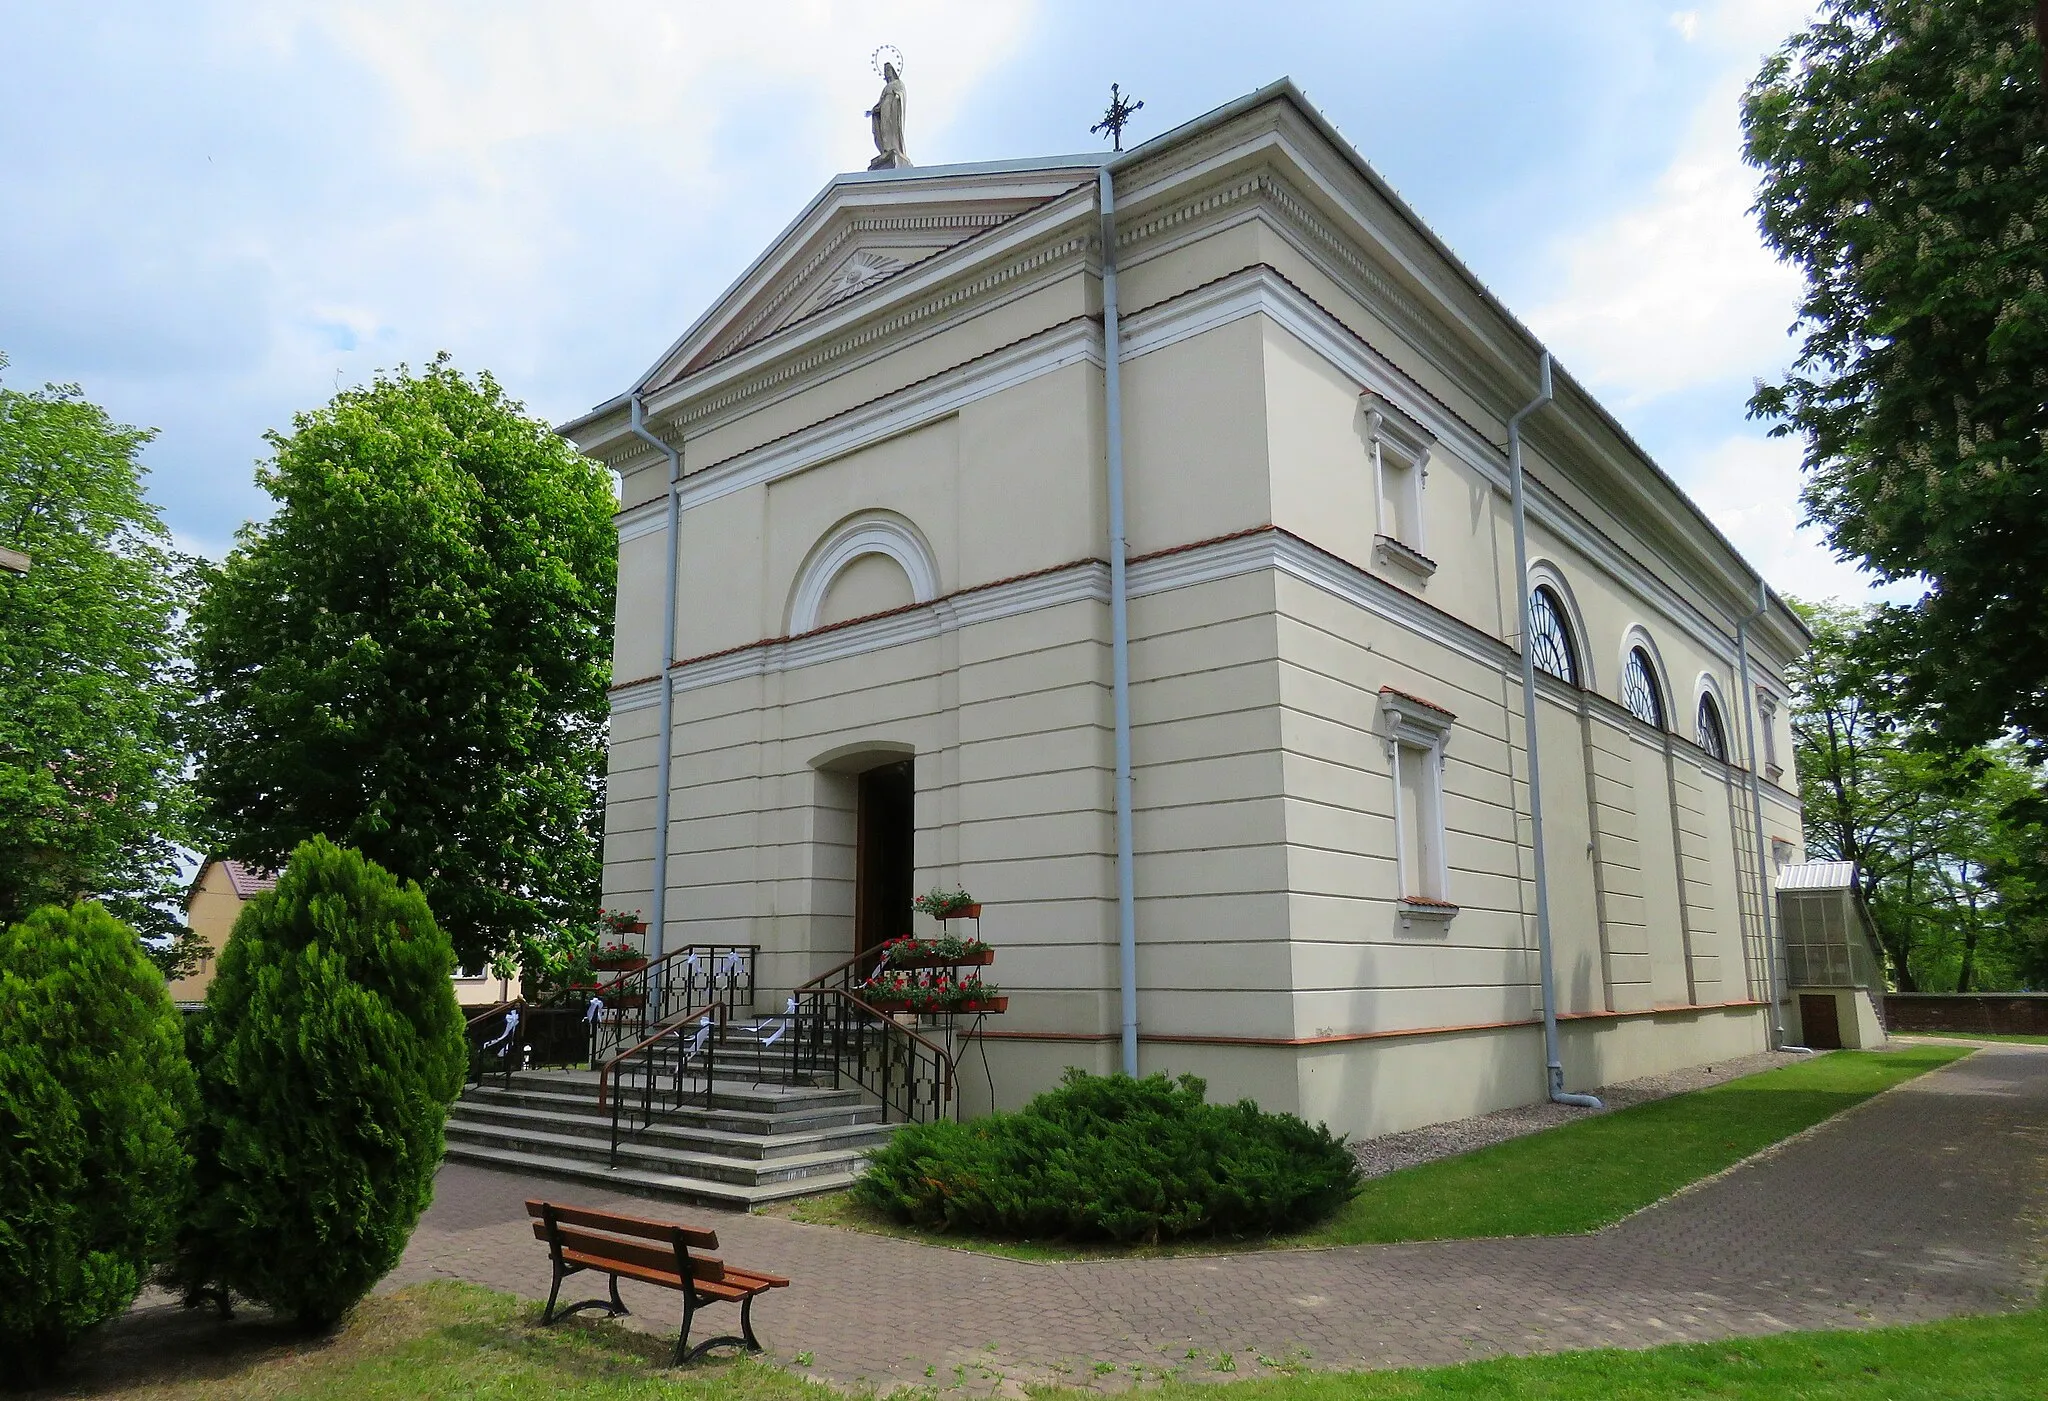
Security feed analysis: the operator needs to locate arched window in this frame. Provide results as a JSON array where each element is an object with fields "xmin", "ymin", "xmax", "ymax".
[
  {"xmin": 1528, "ymin": 586, "xmax": 1578, "ymax": 685},
  {"xmin": 1696, "ymin": 693, "xmax": 1728, "ymax": 760},
  {"xmin": 1621, "ymin": 646, "xmax": 1665, "ymax": 728}
]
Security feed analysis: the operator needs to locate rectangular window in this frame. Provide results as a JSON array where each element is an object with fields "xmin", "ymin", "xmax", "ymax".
[
  {"xmin": 1394, "ymin": 741, "xmax": 1446, "ymax": 902},
  {"xmin": 1364, "ymin": 393, "xmax": 1437, "ymax": 580},
  {"xmin": 1380, "ymin": 687, "xmax": 1458, "ymax": 926},
  {"xmin": 1378, "ymin": 447, "xmax": 1422, "ymax": 547},
  {"xmin": 1757, "ymin": 691, "xmax": 1782, "ymax": 778}
]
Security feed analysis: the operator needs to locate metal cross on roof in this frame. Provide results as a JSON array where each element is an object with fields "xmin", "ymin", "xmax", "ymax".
[{"xmin": 1090, "ymin": 83, "xmax": 1144, "ymax": 151}]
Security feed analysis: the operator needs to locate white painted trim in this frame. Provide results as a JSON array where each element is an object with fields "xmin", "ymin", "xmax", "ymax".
[
  {"xmin": 786, "ymin": 513, "xmax": 940, "ymax": 634},
  {"xmin": 1693, "ymin": 672, "xmax": 1733, "ymax": 757},
  {"xmin": 642, "ymin": 261, "xmax": 1763, "ymax": 681},
  {"xmin": 1379, "ymin": 692, "xmax": 1454, "ymax": 909},
  {"xmin": 665, "ymin": 559, "xmax": 1111, "ymax": 697},
  {"xmin": 1524, "ymin": 559, "xmax": 1594, "ymax": 691},
  {"xmin": 616, "ymin": 499, "xmax": 665, "ymax": 543},
  {"xmin": 610, "ymin": 678, "xmax": 661, "ymax": 714},
  {"xmin": 1118, "ymin": 266, "xmax": 1761, "ymax": 673},
  {"xmin": 1617, "ymin": 625, "xmax": 1674, "ymax": 732},
  {"xmin": 675, "ymin": 319, "xmax": 1100, "ymax": 515}
]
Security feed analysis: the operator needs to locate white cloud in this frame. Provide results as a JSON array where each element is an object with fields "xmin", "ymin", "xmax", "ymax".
[
  {"xmin": 1670, "ymin": 432, "xmax": 1917, "ymax": 604},
  {"xmin": 1529, "ymin": 0, "xmax": 1814, "ymax": 406},
  {"xmin": 1670, "ymin": 10, "xmax": 1701, "ymax": 42}
]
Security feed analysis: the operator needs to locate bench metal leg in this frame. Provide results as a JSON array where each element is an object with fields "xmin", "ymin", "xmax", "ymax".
[
  {"xmin": 546, "ymin": 1265, "xmax": 631, "ymax": 1325},
  {"xmin": 672, "ymin": 1292, "xmax": 761, "ymax": 1364},
  {"xmin": 740, "ymin": 1292, "xmax": 761, "ymax": 1351}
]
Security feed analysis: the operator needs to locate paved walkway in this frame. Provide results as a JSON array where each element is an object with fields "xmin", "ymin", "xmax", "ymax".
[{"xmin": 389, "ymin": 1048, "xmax": 2048, "ymax": 1390}]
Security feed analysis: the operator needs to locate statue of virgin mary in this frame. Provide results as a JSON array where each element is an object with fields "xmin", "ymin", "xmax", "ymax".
[{"xmin": 866, "ymin": 63, "xmax": 910, "ymax": 169}]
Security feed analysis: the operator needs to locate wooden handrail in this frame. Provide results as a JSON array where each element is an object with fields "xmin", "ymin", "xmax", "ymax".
[
  {"xmin": 797, "ymin": 947, "xmax": 888, "ymax": 991},
  {"xmin": 596, "ymin": 1001, "xmax": 724, "ymax": 1109},
  {"xmin": 594, "ymin": 942, "xmax": 760, "ymax": 997},
  {"xmin": 465, "ymin": 998, "xmax": 520, "ymax": 1030},
  {"xmin": 793, "ymin": 985, "xmax": 956, "ymax": 1072}
]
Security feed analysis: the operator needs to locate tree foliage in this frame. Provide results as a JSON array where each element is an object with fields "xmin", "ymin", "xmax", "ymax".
[
  {"xmin": 0, "ymin": 354, "xmax": 192, "ymax": 940},
  {"xmin": 0, "ymin": 902, "xmax": 196, "ymax": 1381},
  {"xmin": 169, "ymin": 837, "xmax": 465, "ymax": 1328},
  {"xmin": 1790, "ymin": 599, "xmax": 2048, "ymax": 989},
  {"xmin": 1745, "ymin": 2, "xmax": 2048, "ymax": 748},
  {"xmin": 188, "ymin": 358, "xmax": 616, "ymax": 969}
]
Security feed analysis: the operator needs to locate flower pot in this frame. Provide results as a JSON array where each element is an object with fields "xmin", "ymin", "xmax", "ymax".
[
  {"xmin": 959, "ymin": 997, "xmax": 1008, "ymax": 1014},
  {"xmin": 618, "ymin": 921, "xmax": 649, "ymax": 936},
  {"xmin": 591, "ymin": 956, "xmax": 648, "ymax": 974},
  {"xmin": 605, "ymin": 992, "xmax": 647, "ymax": 1011},
  {"xmin": 863, "ymin": 997, "xmax": 913, "ymax": 1013},
  {"xmin": 929, "ymin": 903, "xmax": 982, "ymax": 922},
  {"xmin": 885, "ymin": 949, "xmax": 995, "ymax": 971}
]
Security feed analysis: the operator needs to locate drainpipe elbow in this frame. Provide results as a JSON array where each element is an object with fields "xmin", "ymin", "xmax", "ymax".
[{"xmin": 1551, "ymin": 1090, "xmax": 1604, "ymax": 1109}]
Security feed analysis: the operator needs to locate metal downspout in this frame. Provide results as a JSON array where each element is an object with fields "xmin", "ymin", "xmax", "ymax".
[
  {"xmin": 628, "ymin": 394, "xmax": 683, "ymax": 964},
  {"xmin": 1099, "ymin": 163, "xmax": 1139, "ymax": 1077},
  {"xmin": 1507, "ymin": 352, "xmax": 1603, "ymax": 1110},
  {"xmin": 1735, "ymin": 582, "xmax": 1806, "ymax": 1052}
]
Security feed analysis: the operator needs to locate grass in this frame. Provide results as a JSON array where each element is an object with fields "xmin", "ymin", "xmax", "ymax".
[
  {"xmin": 23, "ymin": 1282, "xmax": 811, "ymax": 1400},
  {"xmin": 782, "ymin": 1045, "xmax": 1970, "ymax": 1258},
  {"xmin": 1310, "ymin": 1043, "xmax": 1968, "ymax": 1244},
  {"xmin": 1896, "ymin": 1028, "xmax": 2048, "ymax": 1046},
  {"xmin": 31, "ymin": 1279, "xmax": 2048, "ymax": 1399}
]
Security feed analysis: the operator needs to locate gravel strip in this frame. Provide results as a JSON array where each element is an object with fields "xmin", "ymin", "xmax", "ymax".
[{"xmin": 1349, "ymin": 1049, "xmax": 1814, "ymax": 1180}]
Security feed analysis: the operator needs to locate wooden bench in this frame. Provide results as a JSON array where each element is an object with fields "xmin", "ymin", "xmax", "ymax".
[{"xmin": 526, "ymin": 1200, "xmax": 790, "ymax": 1364}]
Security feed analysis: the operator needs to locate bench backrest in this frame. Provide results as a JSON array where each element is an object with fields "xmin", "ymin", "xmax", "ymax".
[
  {"xmin": 529, "ymin": 1219, "xmax": 725, "ymax": 1282},
  {"xmin": 525, "ymin": 1199, "xmax": 719, "ymax": 1251}
]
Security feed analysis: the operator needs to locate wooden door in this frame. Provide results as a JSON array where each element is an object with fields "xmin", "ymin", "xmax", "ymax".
[
  {"xmin": 855, "ymin": 760, "xmax": 915, "ymax": 954},
  {"xmin": 1799, "ymin": 993, "xmax": 1843, "ymax": 1050}
]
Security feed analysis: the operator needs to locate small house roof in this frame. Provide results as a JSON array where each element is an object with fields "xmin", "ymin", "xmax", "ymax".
[
  {"xmin": 188, "ymin": 857, "xmax": 279, "ymax": 904},
  {"xmin": 1777, "ymin": 861, "xmax": 1857, "ymax": 892}
]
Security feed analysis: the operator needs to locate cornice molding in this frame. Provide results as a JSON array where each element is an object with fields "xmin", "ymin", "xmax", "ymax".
[
  {"xmin": 615, "ymin": 498, "xmax": 665, "ymax": 544},
  {"xmin": 613, "ymin": 523, "xmax": 1790, "ymax": 809},
  {"xmin": 709, "ymin": 209, "xmax": 1019, "ymax": 365}
]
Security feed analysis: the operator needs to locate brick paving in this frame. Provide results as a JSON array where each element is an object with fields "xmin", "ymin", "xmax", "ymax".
[{"xmin": 388, "ymin": 1047, "xmax": 2048, "ymax": 1390}]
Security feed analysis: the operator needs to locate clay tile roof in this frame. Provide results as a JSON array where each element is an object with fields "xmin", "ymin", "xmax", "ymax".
[
  {"xmin": 1378, "ymin": 686, "xmax": 1456, "ymax": 717},
  {"xmin": 221, "ymin": 860, "xmax": 279, "ymax": 899}
]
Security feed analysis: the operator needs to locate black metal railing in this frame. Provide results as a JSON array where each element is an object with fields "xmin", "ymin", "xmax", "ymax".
[
  {"xmin": 587, "ymin": 944, "xmax": 757, "ymax": 1064},
  {"xmin": 597, "ymin": 1002, "xmax": 725, "ymax": 1167},
  {"xmin": 788, "ymin": 987, "xmax": 954, "ymax": 1123}
]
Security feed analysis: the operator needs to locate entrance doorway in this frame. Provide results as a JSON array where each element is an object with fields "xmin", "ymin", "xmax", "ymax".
[
  {"xmin": 1799, "ymin": 993, "xmax": 1844, "ymax": 1050},
  {"xmin": 855, "ymin": 759, "xmax": 915, "ymax": 954}
]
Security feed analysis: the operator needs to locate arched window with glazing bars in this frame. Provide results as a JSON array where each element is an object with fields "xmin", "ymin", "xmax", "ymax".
[
  {"xmin": 1696, "ymin": 692, "xmax": 1728, "ymax": 760},
  {"xmin": 1621, "ymin": 646, "xmax": 1665, "ymax": 728},
  {"xmin": 1528, "ymin": 585, "xmax": 1579, "ymax": 686}
]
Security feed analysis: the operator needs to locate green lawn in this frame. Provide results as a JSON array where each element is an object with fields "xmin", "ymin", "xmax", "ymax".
[
  {"xmin": 1311, "ymin": 1043, "xmax": 1968, "ymax": 1244},
  {"xmin": 1896, "ymin": 1028, "xmax": 2048, "ymax": 1046},
  {"xmin": 785, "ymin": 1045, "xmax": 1969, "ymax": 1257},
  {"xmin": 35, "ymin": 1280, "xmax": 2048, "ymax": 1400}
]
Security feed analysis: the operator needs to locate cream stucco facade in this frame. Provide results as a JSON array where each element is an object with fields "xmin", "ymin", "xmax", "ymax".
[{"xmin": 564, "ymin": 83, "xmax": 1808, "ymax": 1140}]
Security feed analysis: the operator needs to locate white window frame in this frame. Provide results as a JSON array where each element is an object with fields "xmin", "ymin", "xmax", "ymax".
[
  {"xmin": 1756, "ymin": 690, "xmax": 1783, "ymax": 781},
  {"xmin": 1379, "ymin": 688, "xmax": 1457, "ymax": 930},
  {"xmin": 1362, "ymin": 392, "xmax": 1437, "ymax": 581}
]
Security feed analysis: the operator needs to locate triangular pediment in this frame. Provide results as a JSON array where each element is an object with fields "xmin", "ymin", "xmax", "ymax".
[{"xmin": 642, "ymin": 162, "xmax": 1103, "ymax": 389}]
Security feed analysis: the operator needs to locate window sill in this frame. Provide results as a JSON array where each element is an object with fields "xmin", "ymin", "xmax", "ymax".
[
  {"xmin": 1397, "ymin": 897, "xmax": 1459, "ymax": 932},
  {"xmin": 1373, "ymin": 534, "xmax": 1438, "ymax": 581}
]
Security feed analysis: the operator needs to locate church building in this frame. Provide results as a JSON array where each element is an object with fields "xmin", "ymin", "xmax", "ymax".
[{"xmin": 562, "ymin": 80, "xmax": 1809, "ymax": 1140}]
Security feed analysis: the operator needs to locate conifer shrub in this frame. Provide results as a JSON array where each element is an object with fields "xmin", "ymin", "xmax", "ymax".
[
  {"xmin": 854, "ymin": 1070, "xmax": 1359, "ymax": 1243},
  {"xmin": 168, "ymin": 837, "xmax": 465, "ymax": 1328},
  {"xmin": 0, "ymin": 902, "xmax": 196, "ymax": 1381}
]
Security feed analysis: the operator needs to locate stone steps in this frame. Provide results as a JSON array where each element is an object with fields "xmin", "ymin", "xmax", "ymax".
[{"xmin": 445, "ymin": 1052, "xmax": 896, "ymax": 1210}]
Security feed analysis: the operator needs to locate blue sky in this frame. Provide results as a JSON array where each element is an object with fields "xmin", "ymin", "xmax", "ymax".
[{"xmin": 0, "ymin": 0, "xmax": 1889, "ymax": 602}]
